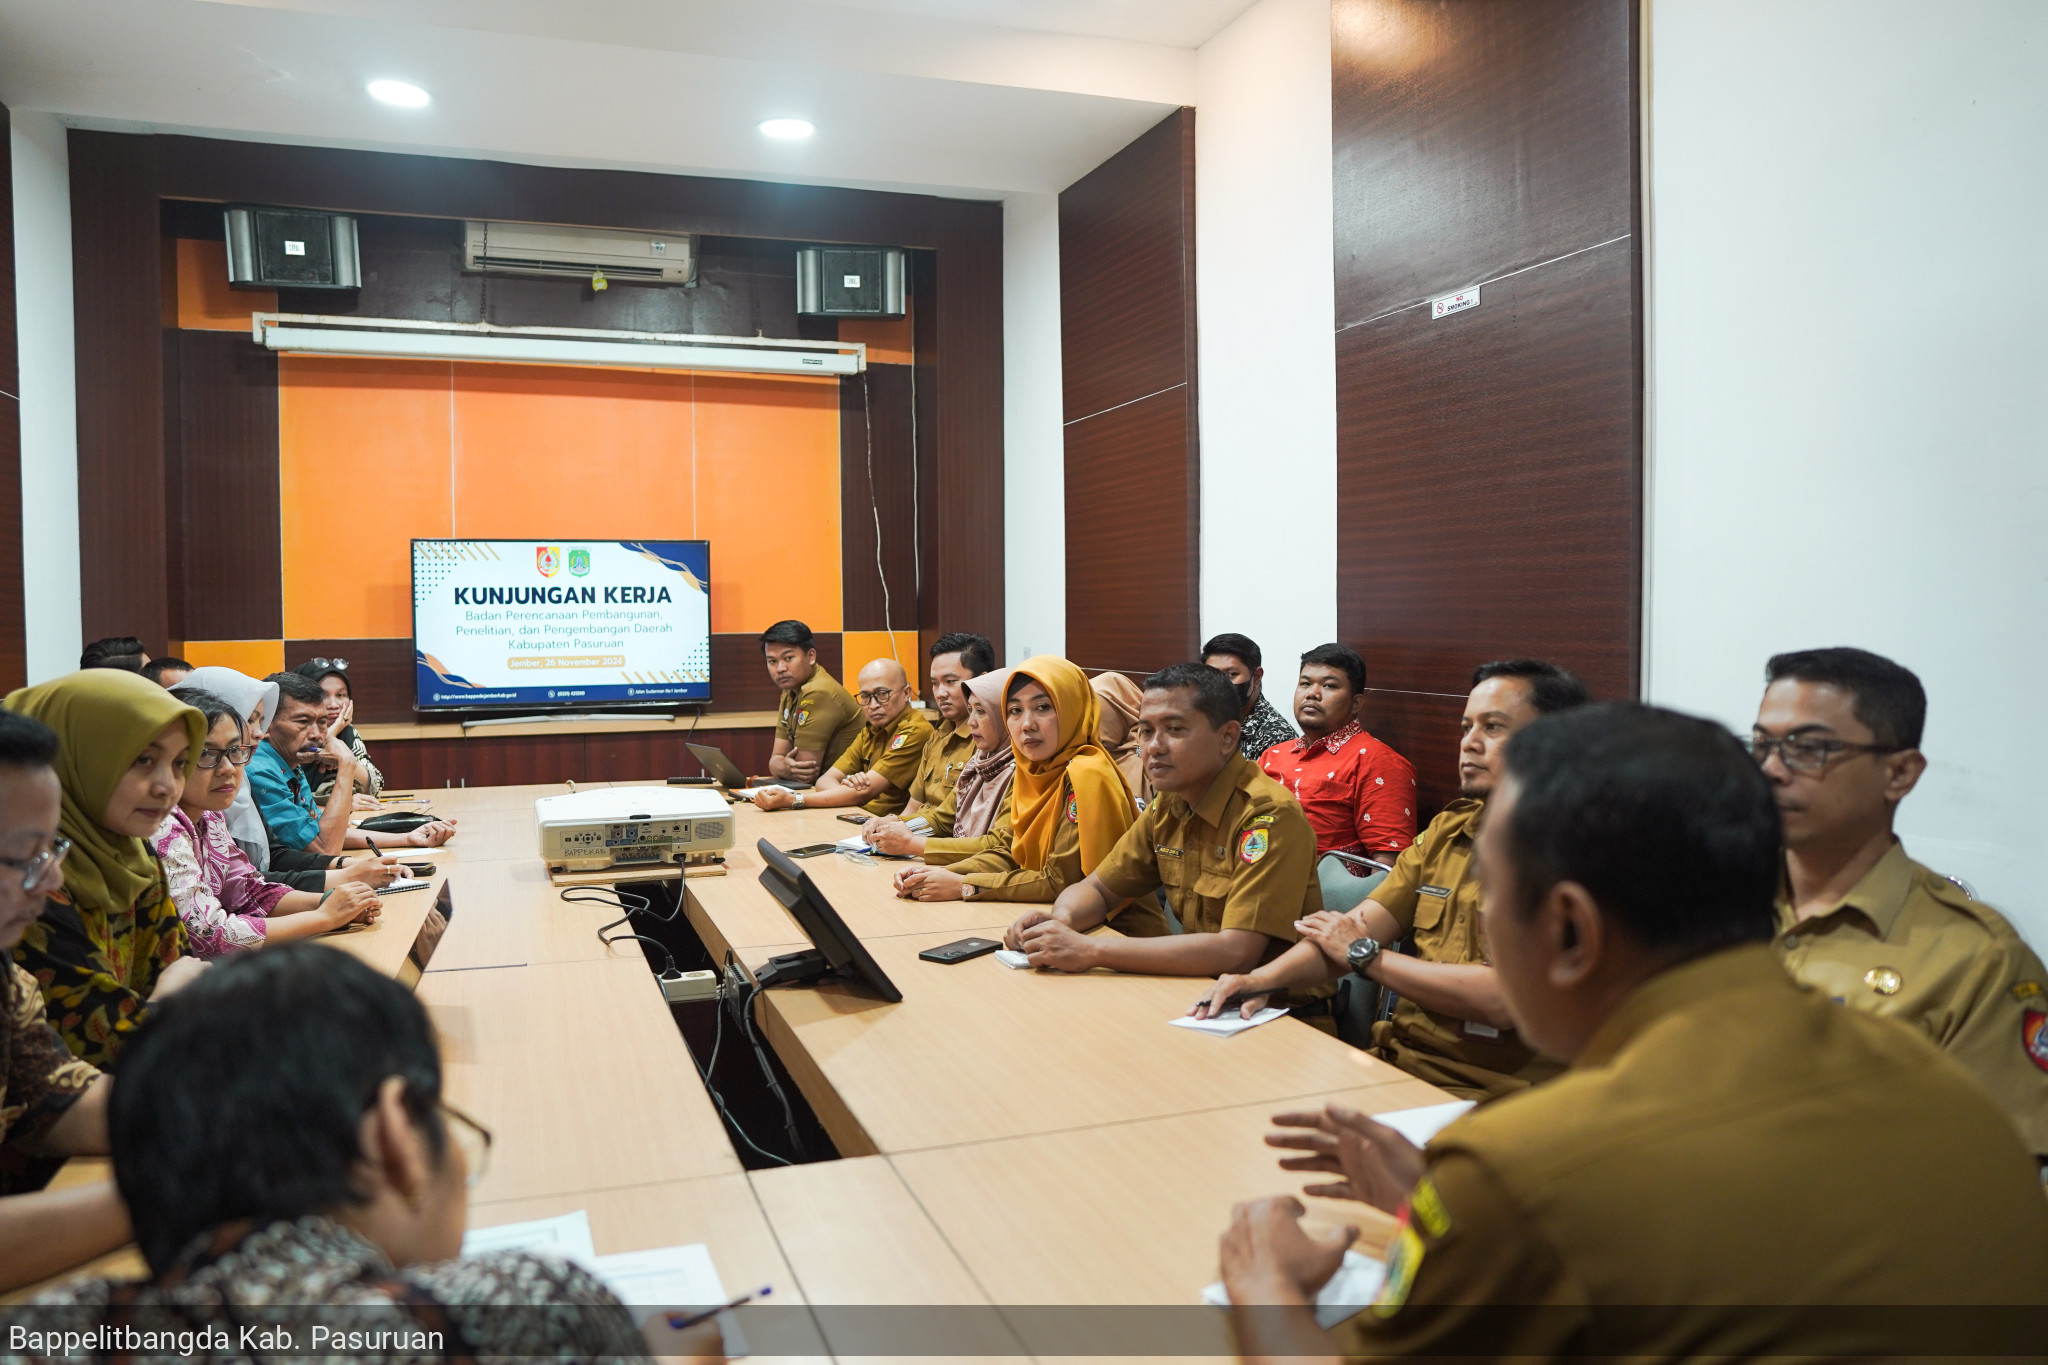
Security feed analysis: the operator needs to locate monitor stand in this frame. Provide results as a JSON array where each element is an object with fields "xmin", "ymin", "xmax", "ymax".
[{"xmin": 753, "ymin": 949, "xmax": 833, "ymax": 990}]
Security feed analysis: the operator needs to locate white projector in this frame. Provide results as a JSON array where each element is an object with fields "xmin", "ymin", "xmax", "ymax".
[{"xmin": 535, "ymin": 787, "xmax": 735, "ymax": 872}]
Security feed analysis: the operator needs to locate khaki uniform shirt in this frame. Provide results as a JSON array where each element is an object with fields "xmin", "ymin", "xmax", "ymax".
[
  {"xmin": 1371, "ymin": 799, "xmax": 1562, "ymax": 1100},
  {"xmin": 1776, "ymin": 839, "xmax": 2048, "ymax": 1157},
  {"xmin": 953, "ymin": 777, "xmax": 1109, "ymax": 910},
  {"xmin": 907, "ymin": 721, "xmax": 977, "ymax": 830},
  {"xmin": 830, "ymin": 705, "xmax": 934, "ymax": 817},
  {"xmin": 1091, "ymin": 755, "xmax": 1318, "ymax": 950},
  {"xmin": 923, "ymin": 785, "xmax": 1013, "ymax": 866},
  {"xmin": 1340, "ymin": 946, "xmax": 2048, "ymax": 1360},
  {"xmin": 774, "ymin": 666, "xmax": 863, "ymax": 771}
]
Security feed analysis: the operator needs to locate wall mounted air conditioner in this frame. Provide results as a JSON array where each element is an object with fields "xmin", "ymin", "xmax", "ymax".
[{"xmin": 462, "ymin": 221, "xmax": 695, "ymax": 285}]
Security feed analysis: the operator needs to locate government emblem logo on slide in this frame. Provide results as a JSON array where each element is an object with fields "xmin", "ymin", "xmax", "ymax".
[
  {"xmin": 567, "ymin": 548, "xmax": 591, "ymax": 577},
  {"xmin": 536, "ymin": 545, "xmax": 561, "ymax": 577}
]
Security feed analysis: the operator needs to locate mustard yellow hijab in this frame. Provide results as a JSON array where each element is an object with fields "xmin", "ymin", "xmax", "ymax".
[
  {"xmin": 1006, "ymin": 656, "xmax": 1136, "ymax": 874},
  {"xmin": 7, "ymin": 669, "xmax": 205, "ymax": 918}
]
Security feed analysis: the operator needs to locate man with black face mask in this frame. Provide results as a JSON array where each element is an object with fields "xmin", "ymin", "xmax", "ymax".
[{"xmin": 1203, "ymin": 633, "xmax": 1297, "ymax": 761}]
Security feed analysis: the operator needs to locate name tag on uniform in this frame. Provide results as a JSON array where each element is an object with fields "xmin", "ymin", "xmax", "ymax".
[
  {"xmin": 1420, "ymin": 885, "xmax": 1451, "ymax": 897},
  {"xmin": 1155, "ymin": 846, "xmax": 1183, "ymax": 859},
  {"xmin": 1463, "ymin": 1020, "xmax": 1501, "ymax": 1039}
]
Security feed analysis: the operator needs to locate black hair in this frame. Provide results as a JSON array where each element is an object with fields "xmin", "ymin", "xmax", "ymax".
[
  {"xmin": 295, "ymin": 660, "xmax": 352, "ymax": 698},
  {"xmin": 1200, "ymin": 632, "xmax": 1261, "ymax": 671},
  {"xmin": 80, "ymin": 636, "xmax": 148, "ymax": 672},
  {"xmin": 1472, "ymin": 659, "xmax": 1591, "ymax": 715},
  {"xmin": 266, "ymin": 670, "xmax": 325, "ymax": 708},
  {"xmin": 169, "ymin": 686, "xmax": 240, "ymax": 737},
  {"xmin": 760, "ymin": 620, "xmax": 816, "ymax": 653},
  {"xmin": 1143, "ymin": 662, "xmax": 1242, "ymax": 731},
  {"xmin": 141, "ymin": 657, "xmax": 194, "ymax": 685},
  {"xmin": 0, "ymin": 711, "xmax": 59, "ymax": 770},
  {"xmin": 1298, "ymin": 643, "xmax": 1367, "ymax": 695},
  {"xmin": 930, "ymin": 632, "xmax": 995, "ymax": 677},
  {"xmin": 1500, "ymin": 703, "xmax": 1779, "ymax": 957},
  {"xmin": 1765, "ymin": 647, "xmax": 1925, "ymax": 750},
  {"xmin": 111, "ymin": 945, "xmax": 448, "ymax": 1272}
]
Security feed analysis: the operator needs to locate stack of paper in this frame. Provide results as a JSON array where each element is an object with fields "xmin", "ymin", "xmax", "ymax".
[
  {"xmin": 1202, "ymin": 1249, "xmax": 1386, "ymax": 1327},
  {"xmin": 462, "ymin": 1211, "xmax": 737, "ymax": 1327},
  {"xmin": 1169, "ymin": 1006, "xmax": 1290, "ymax": 1037}
]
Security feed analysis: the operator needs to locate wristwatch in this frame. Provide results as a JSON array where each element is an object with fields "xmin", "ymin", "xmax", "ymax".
[
  {"xmin": 1345, "ymin": 937, "xmax": 1382, "ymax": 975},
  {"xmin": 792, "ymin": 792, "xmax": 806, "ymax": 810}
]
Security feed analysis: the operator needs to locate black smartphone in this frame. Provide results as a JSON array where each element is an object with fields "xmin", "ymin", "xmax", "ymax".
[
  {"xmin": 918, "ymin": 937, "xmax": 1002, "ymax": 965},
  {"xmin": 402, "ymin": 862, "xmax": 436, "ymax": 877},
  {"xmin": 782, "ymin": 843, "xmax": 839, "ymax": 859},
  {"xmin": 836, "ymin": 812, "xmax": 871, "ymax": 826}
]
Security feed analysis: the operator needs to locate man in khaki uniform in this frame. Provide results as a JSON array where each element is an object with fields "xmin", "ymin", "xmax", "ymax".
[
  {"xmin": 1004, "ymin": 663, "xmax": 1318, "ymax": 976},
  {"xmin": 1754, "ymin": 646, "xmax": 2048, "ymax": 1164},
  {"xmin": 1192, "ymin": 660, "xmax": 1589, "ymax": 1099},
  {"xmin": 755, "ymin": 658, "xmax": 931, "ymax": 817},
  {"xmin": 1220, "ymin": 705, "xmax": 2048, "ymax": 1362},
  {"xmin": 901, "ymin": 633, "xmax": 994, "ymax": 823},
  {"xmin": 761, "ymin": 619, "xmax": 862, "ymax": 782}
]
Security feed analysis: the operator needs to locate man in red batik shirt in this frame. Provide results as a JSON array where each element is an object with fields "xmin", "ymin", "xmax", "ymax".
[{"xmin": 1259, "ymin": 643, "xmax": 1417, "ymax": 912}]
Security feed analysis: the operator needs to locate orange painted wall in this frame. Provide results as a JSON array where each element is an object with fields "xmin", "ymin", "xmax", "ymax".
[
  {"xmin": 175, "ymin": 237, "xmax": 276, "ymax": 331},
  {"xmin": 277, "ymin": 357, "xmax": 841, "ymax": 640}
]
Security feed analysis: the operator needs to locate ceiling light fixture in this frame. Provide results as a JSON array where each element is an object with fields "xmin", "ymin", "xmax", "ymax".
[
  {"xmin": 368, "ymin": 79, "xmax": 431, "ymax": 108},
  {"xmin": 758, "ymin": 118, "xmax": 815, "ymax": 140}
]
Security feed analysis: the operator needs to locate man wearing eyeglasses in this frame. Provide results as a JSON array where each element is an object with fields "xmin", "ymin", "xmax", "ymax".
[
  {"xmin": 754, "ymin": 657, "xmax": 931, "ymax": 817},
  {"xmin": 1755, "ymin": 647, "xmax": 2048, "ymax": 1166}
]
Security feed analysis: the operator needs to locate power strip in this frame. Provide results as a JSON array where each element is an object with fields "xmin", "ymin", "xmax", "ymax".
[{"xmin": 658, "ymin": 969, "xmax": 721, "ymax": 1004}]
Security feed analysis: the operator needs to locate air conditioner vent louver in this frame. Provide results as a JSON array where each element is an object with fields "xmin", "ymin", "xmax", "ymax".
[{"xmin": 464, "ymin": 220, "xmax": 694, "ymax": 285}]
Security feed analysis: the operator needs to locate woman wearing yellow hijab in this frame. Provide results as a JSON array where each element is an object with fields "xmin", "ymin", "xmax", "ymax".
[
  {"xmin": 8, "ymin": 670, "xmax": 206, "ymax": 1067},
  {"xmin": 895, "ymin": 656, "xmax": 1137, "ymax": 905}
]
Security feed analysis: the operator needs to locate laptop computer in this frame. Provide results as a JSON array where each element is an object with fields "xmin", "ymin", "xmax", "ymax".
[{"xmin": 687, "ymin": 741, "xmax": 811, "ymax": 793}]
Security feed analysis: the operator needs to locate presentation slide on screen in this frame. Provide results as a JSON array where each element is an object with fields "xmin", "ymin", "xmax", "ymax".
[{"xmin": 412, "ymin": 539, "xmax": 711, "ymax": 709}]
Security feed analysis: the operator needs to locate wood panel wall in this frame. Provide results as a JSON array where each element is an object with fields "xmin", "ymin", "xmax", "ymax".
[
  {"xmin": 1059, "ymin": 109, "xmax": 1200, "ymax": 674},
  {"xmin": 0, "ymin": 104, "xmax": 23, "ymax": 690},
  {"xmin": 69, "ymin": 132, "xmax": 1002, "ymax": 779},
  {"xmin": 1332, "ymin": 0, "xmax": 1642, "ymax": 812}
]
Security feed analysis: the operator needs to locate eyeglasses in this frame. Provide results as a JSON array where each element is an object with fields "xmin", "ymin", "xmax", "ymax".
[
  {"xmin": 441, "ymin": 1100, "xmax": 493, "ymax": 1188},
  {"xmin": 307, "ymin": 657, "xmax": 349, "ymax": 671},
  {"xmin": 1749, "ymin": 733, "xmax": 1901, "ymax": 775},
  {"xmin": 856, "ymin": 687, "xmax": 900, "ymax": 705},
  {"xmin": 194, "ymin": 744, "xmax": 258, "ymax": 770},
  {"xmin": 0, "ymin": 838, "xmax": 70, "ymax": 894}
]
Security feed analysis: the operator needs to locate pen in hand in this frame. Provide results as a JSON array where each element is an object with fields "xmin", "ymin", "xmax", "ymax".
[{"xmin": 666, "ymin": 1285, "xmax": 771, "ymax": 1331}]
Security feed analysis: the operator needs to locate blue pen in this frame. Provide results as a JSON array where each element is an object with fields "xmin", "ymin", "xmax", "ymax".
[{"xmin": 666, "ymin": 1285, "xmax": 770, "ymax": 1331}]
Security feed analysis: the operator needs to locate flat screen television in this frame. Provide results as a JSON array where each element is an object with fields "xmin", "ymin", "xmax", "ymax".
[{"xmin": 411, "ymin": 538, "xmax": 711, "ymax": 713}]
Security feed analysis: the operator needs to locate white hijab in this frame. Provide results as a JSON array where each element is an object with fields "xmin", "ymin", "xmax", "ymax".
[{"xmin": 177, "ymin": 667, "xmax": 281, "ymax": 869}]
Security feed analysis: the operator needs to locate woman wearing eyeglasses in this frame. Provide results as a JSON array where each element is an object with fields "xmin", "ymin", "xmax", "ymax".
[
  {"xmin": 153, "ymin": 689, "xmax": 382, "ymax": 959},
  {"xmin": 6, "ymin": 669, "xmax": 212, "ymax": 1069},
  {"xmin": 26, "ymin": 945, "xmax": 721, "ymax": 1362}
]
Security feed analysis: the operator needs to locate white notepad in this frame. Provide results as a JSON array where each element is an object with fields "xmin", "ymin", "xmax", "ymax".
[
  {"xmin": 1202, "ymin": 1249, "xmax": 1386, "ymax": 1327},
  {"xmin": 1368, "ymin": 1099, "xmax": 1476, "ymax": 1148},
  {"xmin": 1169, "ymin": 1006, "xmax": 1289, "ymax": 1036}
]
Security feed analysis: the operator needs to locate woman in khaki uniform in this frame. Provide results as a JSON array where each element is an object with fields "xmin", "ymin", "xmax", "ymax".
[{"xmin": 894, "ymin": 656, "xmax": 1135, "ymax": 903}]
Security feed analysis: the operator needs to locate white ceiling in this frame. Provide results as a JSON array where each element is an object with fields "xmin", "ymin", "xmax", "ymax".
[{"xmin": 0, "ymin": 0, "xmax": 1258, "ymax": 197}]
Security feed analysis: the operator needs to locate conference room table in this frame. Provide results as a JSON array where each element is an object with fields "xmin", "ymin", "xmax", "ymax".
[{"xmin": 21, "ymin": 779, "xmax": 1458, "ymax": 1359}]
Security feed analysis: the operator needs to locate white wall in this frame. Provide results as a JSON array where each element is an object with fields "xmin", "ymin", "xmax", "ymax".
[
  {"xmin": 1193, "ymin": 0, "xmax": 1336, "ymax": 690},
  {"xmin": 1644, "ymin": 0, "xmax": 2048, "ymax": 947},
  {"xmin": 1001, "ymin": 190, "xmax": 1065, "ymax": 664},
  {"xmin": 9, "ymin": 109, "xmax": 80, "ymax": 683}
]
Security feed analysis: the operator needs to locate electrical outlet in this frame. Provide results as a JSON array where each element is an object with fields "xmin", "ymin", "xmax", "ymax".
[{"xmin": 659, "ymin": 969, "xmax": 720, "ymax": 1004}]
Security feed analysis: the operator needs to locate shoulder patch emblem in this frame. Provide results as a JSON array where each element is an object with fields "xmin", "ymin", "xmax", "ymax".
[
  {"xmin": 1373, "ymin": 1219, "xmax": 1425, "ymax": 1317},
  {"xmin": 1239, "ymin": 828, "xmax": 1268, "ymax": 864},
  {"xmin": 1408, "ymin": 1176, "xmax": 1451, "ymax": 1238},
  {"xmin": 1251, "ymin": 813, "xmax": 1275, "ymax": 827},
  {"xmin": 889, "ymin": 732, "xmax": 906, "ymax": 750},
  {"xmin": 2014, "ymin": 981, "xmax": 2044, "ymax": 1003},
  {"xmin": 2024, "ymin": 1010, "xmax": 2048, "ymax": 1075},
  {"xmin": 797, "ymin": 706, "xmax": 812, "ymax": 727},
  {"xmin": 1864, "ymin": 966, "xmax": 1903, "ymax": 997},
  {"xmin": 1065, "ymin": 793, "xmax": 1079, "ymax": 824}
]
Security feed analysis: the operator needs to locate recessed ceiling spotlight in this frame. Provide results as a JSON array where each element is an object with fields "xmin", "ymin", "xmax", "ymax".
[
  {"xmin": 368, "ymin": 79, "xmax": 431, "ymax": 108},
  {"xmin": 759, "ymin": 118, "xmax": 815, "ymax": 140}
]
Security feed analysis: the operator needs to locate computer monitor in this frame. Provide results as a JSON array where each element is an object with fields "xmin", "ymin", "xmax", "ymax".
[{"xmin": 753, "ymin": 839, "xmax": 902, "ymax": 1003}]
